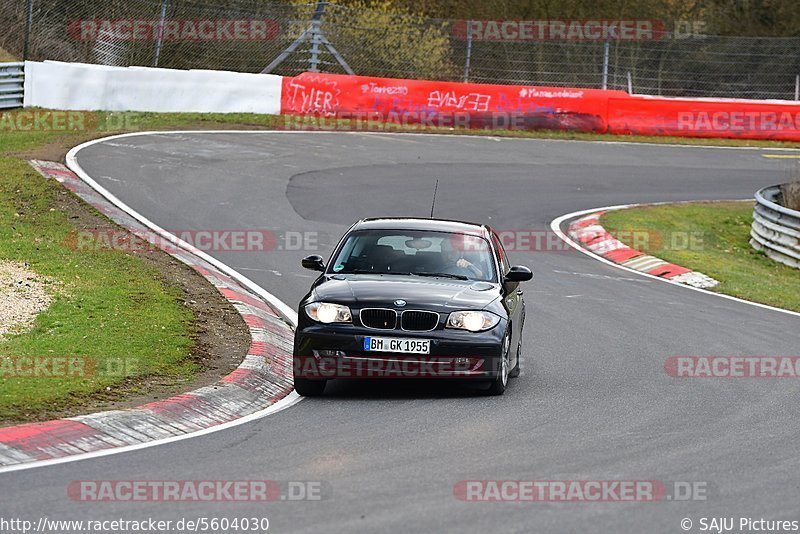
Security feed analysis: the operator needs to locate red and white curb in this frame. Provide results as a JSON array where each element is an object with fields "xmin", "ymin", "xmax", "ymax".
[
  {"xmin": 0, "ymin": 161, "xmax": 297, "ymax": 471},
  {"xmin": 567, "ymin": 211, "xmax": 719, "ymax": 289}
]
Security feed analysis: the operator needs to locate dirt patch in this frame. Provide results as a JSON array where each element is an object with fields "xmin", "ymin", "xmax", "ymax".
[
  {"xmin": 0, "ymin": 260, "xmax": 53, "ymax": 340},
  {"xmin": 0, "ymin": 156, "xmax": 255, "ymax": 425}
]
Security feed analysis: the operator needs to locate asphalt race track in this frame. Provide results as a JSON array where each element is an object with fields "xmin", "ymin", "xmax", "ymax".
[{"xmin": 4, "ymin": 132, "xmax": 799, "ymax": 533}]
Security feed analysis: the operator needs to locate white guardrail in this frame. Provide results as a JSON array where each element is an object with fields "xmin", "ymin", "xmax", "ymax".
[
  {"xmin": 0, "ymin": 62, "xmax": 24, "ymax": 109},
  {"xmin": 750, "ymin": 185, "xmax": 800, "ymax": 269}
]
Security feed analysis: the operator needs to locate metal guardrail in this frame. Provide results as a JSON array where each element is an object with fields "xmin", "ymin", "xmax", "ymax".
[
  {"xmin": 750, "ymin": 185, "xmax": 800, "ymax": 269},
  {"xmin": 0, "ymin": 62, "xmax": 24, "ymax": 109}
]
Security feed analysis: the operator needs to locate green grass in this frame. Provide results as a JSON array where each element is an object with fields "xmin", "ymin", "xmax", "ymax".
[
  {"xmin": 0, "ymin": 156, "xmax": 197, "ymax": 421},
  {"xmin": 601, "ymin": 202, "xmax": 800, "ymax": 312},
  {"xmin": 0, "ymin": 117, "xmax": 210, "ymax": 421}
]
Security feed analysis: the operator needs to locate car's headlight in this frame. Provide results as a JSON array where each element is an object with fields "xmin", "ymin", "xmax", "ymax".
[
  {"xmin": 305, "ymin": 302, "xmax": 352, "ymax": 324},
  {"xmin": 446, "ymin": 310, "xmax": 500, "ymax": 332}
]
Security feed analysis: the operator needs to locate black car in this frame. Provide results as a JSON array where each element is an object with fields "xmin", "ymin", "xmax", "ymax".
[{"xmin": 293, "ymin": 217, "xmax": 532, "ymax": 396}]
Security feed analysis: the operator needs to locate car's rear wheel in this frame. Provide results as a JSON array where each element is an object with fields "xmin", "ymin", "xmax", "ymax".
[
  {"xmin": 484, "ymin": 331, "xmax": 511, "ymax": 396},
  {"xmin": 294, "ymin": 378, "xmax": 327, "ymax": 396}
]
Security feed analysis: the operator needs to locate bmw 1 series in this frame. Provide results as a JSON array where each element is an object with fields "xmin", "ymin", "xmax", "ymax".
[{"xmin": 293, "ymin": 217, "xmax": 532, "ymax": 396}]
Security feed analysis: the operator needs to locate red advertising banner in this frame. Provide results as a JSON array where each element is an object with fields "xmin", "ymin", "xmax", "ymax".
[
  {"xmin": 281, "ymin": 72, "xmax": 627, "ymax": 132},
  {"xmin": 280, "ymin": 72, "xmax": 800, "ymax": 141},
  {"xmin": 607, "ymin": 96, "xmax": 800, "ymax": 141}
]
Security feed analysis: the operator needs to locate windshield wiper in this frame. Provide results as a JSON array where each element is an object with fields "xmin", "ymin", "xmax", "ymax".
[
  {"xmin": 415, "ymin": 272, "xmax": 469, "ymax": 280},
  {"xmin": 348, "ymin": 269, "xmax": 414, "ymax": 276},
  {"xmin": 345, "ymin": 269, "xmax": 468, "ymax": 280}
]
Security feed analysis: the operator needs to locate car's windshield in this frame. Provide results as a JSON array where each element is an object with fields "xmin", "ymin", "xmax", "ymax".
[{"xmin": 328, "ymin": 229, "xmax": 497, "ymax": 282}]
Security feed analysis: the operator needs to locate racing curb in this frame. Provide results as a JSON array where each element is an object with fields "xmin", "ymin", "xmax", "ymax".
[
  {"xmin": 567, "ymin": 210, "xmax": 720, "ymax": 289},
  {"xmin": 0, "ymin": 161, "xmax": 295, "ymax": 469}
]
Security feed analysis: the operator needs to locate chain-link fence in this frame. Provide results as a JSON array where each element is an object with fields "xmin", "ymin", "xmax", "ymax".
[{"xmin": 4, "ymin": 0, "xmax": 800, "ymax": 100}]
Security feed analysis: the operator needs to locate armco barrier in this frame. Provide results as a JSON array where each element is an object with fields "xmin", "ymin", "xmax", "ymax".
[
  {"xmin": 24, "ymin": 61, "xmax": 282, "ymax": 114},
  {"xmin": 0, "ymin": 62, "xmax": 24, "ymax": 109},
  {"xmin": 751, "ymin": 185, "xmax": 800, "ymax": 269},
  {"xmin": 281, "ymin": 72, "xmax": 625, "ymax": 132}
]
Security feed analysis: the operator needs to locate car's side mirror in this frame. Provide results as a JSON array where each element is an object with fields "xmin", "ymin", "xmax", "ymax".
[
  {"xmin": 504, "ymin": 265, "xmax": 533, "ymax": 282},
  {"xmin": 302, "ymin": 255, "xmax": 326, "ymax": 272}
]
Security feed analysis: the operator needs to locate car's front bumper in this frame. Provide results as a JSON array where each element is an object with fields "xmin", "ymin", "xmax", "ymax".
[{"xmin": 293, "ymin": 321, "xmax": 506, "ymax": 380}]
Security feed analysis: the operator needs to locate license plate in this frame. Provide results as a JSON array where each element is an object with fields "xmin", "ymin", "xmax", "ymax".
[{"xmin": 364, "ymin": 337, "xmax": 430, "ymax": 354}]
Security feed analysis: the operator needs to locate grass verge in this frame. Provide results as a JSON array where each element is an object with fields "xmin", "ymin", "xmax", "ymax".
[
  {"xmin": 0, "ymin": 154, "xmax": 197, "ymax": 421},
  {"xmin": 601, "ymin": 202, "xmax": 800, "ymax": 313},
  {"xmin": 0, "ymin": 113, "xmax": 259, "ymax": 424}
]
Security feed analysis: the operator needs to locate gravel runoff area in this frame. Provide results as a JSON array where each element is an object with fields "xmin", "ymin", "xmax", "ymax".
[{"xmin": 0, "ymin": 260, "xmax": 53, "ymax": 340}]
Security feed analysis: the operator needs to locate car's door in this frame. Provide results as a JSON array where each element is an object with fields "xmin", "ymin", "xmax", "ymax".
[{"xmin": 491, "ymin": 232, "xmax": 524, "ymax": 367}]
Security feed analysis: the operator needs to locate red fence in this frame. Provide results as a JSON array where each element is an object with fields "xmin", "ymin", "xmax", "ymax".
[{"xmin": 280, "ymin": 72, "xmax": 800, "ymax": 141}]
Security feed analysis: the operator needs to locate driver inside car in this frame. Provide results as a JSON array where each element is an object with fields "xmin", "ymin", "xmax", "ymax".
[{"xmin": 440, "ymin": 238, "xmax": 484, "ymax": 279}]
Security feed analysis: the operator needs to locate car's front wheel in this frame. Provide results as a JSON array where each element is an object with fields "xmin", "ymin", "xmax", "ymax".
[
  {"xmin": 294, "ymin": 377, "xmax": 327, "ymax": 396},
  {"xmin": 484, "ymin": 331, "xmax": 511, "ymax": 396}
]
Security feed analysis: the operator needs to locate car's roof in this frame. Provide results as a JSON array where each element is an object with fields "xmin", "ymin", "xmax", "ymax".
[{"xmin": 352, "ymin": 217, "xmax": 492, "ymax": 237}]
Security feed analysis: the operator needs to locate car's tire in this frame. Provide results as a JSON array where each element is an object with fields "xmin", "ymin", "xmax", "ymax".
[
  {"xmin": 294, "ymin": 378, "xmax": 327, "ymax": 396},
  {"xmin": 484, "ymin": 331, "xmax": 511, "ymax": 396}
]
